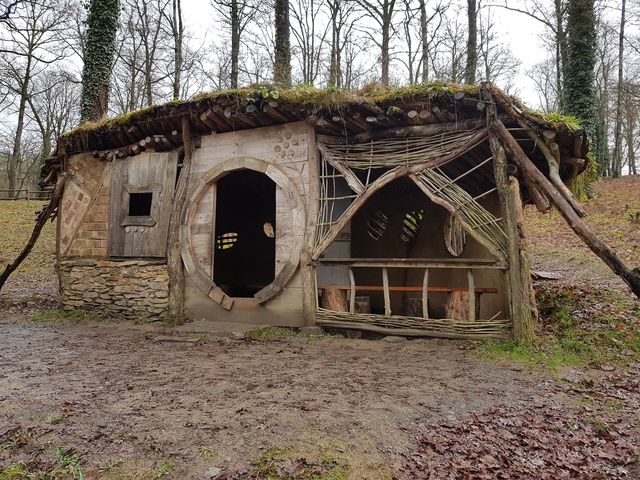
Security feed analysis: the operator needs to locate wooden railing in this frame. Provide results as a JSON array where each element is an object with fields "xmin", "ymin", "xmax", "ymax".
[
  {"xmin": 316, "ymin": 257, "xmax": 506, "ymax": 322},
  {"xmin": 0, "ymin": 189, "xmax": 52, "ymax": 200}
]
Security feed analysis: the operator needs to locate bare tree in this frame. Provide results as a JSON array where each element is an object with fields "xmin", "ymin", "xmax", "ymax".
[
  {"xmin": 527, "ymin": 58, "xmax": 561, "ymax": 113},
  {"xmin": 326, "ymin": 0, "xmax": 358, "ymax": 87},
  {"xmin": 274, "ymin": 0, "xmax": 292, "ymax": 85},
  {"xmin": 477, "ymin": 5, "xmax": 520, "ymax": 91},
  {"xmin": 418, "ymin": 0, "xmax": 447, "ymax": 83},
  {"xmin": 355, "ymin": 0, "xmax": 399, "ymax": 86},
  {"xmin": 611, "ymin": 0, "xmax": 626, "ymax": 177},
  {"xmin": 211, "ymin": 0, "xmax": 258, "ymax": 88},
  {"xmin": 290, "ymin": 0, "xmax": 330, "ymax": 85},
  {"xmin": 491, "ymin": 0, "xmax": 568, "ymax": 109},
  {"xmin": 0, "ymin": 0, "xmax": 72, "ymax": 197},
  {"xmin": 464, "ymin": 0, "xmax": 477, "ymax": 83},
  {"xmin": 0, "ymin": 0, "xmax": 23, "ymax": 21}
]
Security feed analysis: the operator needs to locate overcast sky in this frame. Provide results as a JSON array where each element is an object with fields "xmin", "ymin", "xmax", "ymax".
[{"xmin": 181, "ymin": 0, "xmax": 549, "ymax": 105}]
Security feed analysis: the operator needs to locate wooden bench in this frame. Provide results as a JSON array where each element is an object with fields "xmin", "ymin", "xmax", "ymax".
[{"xmin": 318, "ymin": 285, "xmax": 498, "ymax": 320}]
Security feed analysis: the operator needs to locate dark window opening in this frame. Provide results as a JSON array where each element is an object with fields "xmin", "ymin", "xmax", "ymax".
[
  {"xmin": 129, "ymin": 192, "xmax": 153, "ymax": 216},
  {"xmin": 213, "ymin": 170, "xmax": 276, "ymax": 298},
  {"xmin": 216, "ymin": 232, "xmax": 238, "ymax": 250},
  {"xmin": 367, "ymin": 210, "xmax": 388, "ymax": 240},
  {"xmin": 401, "ymin": 209, "xmax": 424, "ymax": 243}
]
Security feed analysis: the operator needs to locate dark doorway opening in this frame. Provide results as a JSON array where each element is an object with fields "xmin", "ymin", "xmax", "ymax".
[{"xmin": 213, "ymin": 170, "xmax": 276, "ymax": 297}]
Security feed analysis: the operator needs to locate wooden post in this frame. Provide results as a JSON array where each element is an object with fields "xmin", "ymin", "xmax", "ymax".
[
  {"xmin": 467, "ymin": 269, "xmax": 476, "ymax": 322},
  {"xmin": 509, "ymin": 175, "xmax": 539, "ymax": 324},
  {"xmin": 349, "ymin": 267, "xmax": 356, "ymax": 313},
  {"xmin": 382, "ymin": 267, "xmax": 391, "ymax": 317},
  {"xmin": 483, "ymin": 83, "xmax": 535, "ymax": 343},
  {"xmin": 166, "ymin": 116, "xmax": 194, "ymax": 319},
  {"xmin": 422, "ymin": 268, "xmax": 429, "ymax": 320}
]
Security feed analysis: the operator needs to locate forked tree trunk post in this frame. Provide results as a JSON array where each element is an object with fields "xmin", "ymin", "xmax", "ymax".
[
  {"xmin": 484, "ymin": 83, "xmax": 535, "ymax": 343},
  {"xmin": 166, "ymin": 116, "xmax": 193, "ymax": 318}
]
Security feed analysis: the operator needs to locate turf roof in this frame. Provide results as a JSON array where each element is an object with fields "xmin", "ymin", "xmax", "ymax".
[{"xmin": 61, "ymin": 82, "xmax": 583, "ymax": 140}]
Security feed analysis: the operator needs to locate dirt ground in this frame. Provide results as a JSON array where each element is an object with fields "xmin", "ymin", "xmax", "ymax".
[
  {"xmin": 0, "ymin": 318, "xmax": 558, "ymax": 479},
  {"xmin": 1, "ymin": 178, "xmax": 640, "ymax": 478}
]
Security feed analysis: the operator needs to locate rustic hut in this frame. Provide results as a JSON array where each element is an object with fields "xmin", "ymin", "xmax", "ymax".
[{"xmin": 32, "ymin": 82, "xmax": 639, "ymax": 341}]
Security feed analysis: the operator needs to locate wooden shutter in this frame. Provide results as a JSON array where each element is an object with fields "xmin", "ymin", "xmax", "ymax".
[{"xmin": 109, "ymin": 151, "xmax": 178, "ymax": 257}]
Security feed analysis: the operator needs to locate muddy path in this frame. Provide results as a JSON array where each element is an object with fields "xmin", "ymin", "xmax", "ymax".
[{"xmin": 0, "ymin": 319, "xmax": 562, "ymax": 479}]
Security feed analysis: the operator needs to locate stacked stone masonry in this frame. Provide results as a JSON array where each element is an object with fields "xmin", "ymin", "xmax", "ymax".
[{"xmin": 59, "ymin": 258, "xmax": 169, "ymax": 318}]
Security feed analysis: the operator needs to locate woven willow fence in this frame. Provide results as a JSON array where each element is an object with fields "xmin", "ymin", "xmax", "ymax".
[
  {"xmin": 321, "ymin": 129, "xmax": 483, "ymax": 171},
  {"xmin": 316, "ymin": 308, "xmax": 511, "ymax": 339},
  {"xmin": 315, "ymin": 128, "xmax": 483, "ymax": 251},
  {"xmin": 413, "ymin": 168, "xmax": 508, "ymax": 260}
]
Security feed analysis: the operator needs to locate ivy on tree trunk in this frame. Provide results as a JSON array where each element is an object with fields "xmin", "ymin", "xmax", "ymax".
[
  {"xmin": 564, "ymin": 0, "xmax": 601, "ymax": 168},
  {"xmin": 80, "ymin": 0, "xmax": 121, "ymax": 123}
]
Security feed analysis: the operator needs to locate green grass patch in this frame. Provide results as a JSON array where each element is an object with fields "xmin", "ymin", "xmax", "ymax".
[
  {"xmin": 0, "ymin": 201, "xmax": 55, "ymax": 284},
  {"xmin": 251, "ymin": 447, "xmax": 349, "ymax": 480},
  {"xmin": 481, "ymin": 284, "xmax": 640, "ymax": 371},
  {"xmin": 32, "ymin": 308, "xmax": 91, "ymax": 323},
  {"xmin": 245, "ymin": 326, "xmax": 299, "ymax": 341},
  {"xmin": 0, "ymin": 463, "xmax": 28, "ymax": 480}
]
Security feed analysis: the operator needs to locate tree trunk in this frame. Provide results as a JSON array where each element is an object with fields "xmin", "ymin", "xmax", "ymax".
[
  {"xmin": 419, "ymin": 0, "xmax": 428, "ymax": 83},
  {"xmin": 274, "ymin": 0, "xmax": 291, "ymax": 86},
  {"xmin": 381, "ymin": 14, "xmax": 390, "ymax": 86},
  {"xmin": 464, "ymin": 0, "xmax": 477, "ymax": 84},
  {"xmin": 167, "ymin": 118, "xmax": 193, "ymax": 318},
  {"xmin": 8, "ymin": 54, "xmax": 33, "ymax": 199},
  {"xmin": 554, "ymin": 0, "xmax": 568, "ymax": 111},
  {"xmin": 80, "ymin": 0, "xmax": 121, "ymax": 123},
  {"xmin": 564, "ymin": 0, "xmax": 598, "ymax": 150},
  {"xmin": 230, "ymin": 0, "xmax": 240, "ymax": 88},
  {"xmin": 612, "ymin": 0, "xmax": 626, "ymax": 178},
  {"xmin": 172, "ymin": 0, "xmax": 183, "ymax": 100}
]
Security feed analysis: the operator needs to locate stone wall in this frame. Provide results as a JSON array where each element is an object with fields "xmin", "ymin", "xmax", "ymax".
[{"xmin": 59, "ymin": 258, "xmax": 169, "ymax": 319}]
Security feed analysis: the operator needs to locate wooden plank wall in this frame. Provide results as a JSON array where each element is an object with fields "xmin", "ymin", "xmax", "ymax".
[
  {"xmin": 186, "ymin": 121, "xmax": 314, "ymax": 322},
  {"xmin": 109, "ymin": 151, "xmax": 178, "ymax": 257}
]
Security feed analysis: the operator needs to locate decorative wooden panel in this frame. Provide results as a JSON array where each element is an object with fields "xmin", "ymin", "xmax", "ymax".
[{"xmin": 109, "ymin": 151, "xmax": 178, "ymax": 257}]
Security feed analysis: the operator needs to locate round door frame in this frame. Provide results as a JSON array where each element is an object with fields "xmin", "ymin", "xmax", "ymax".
[{"xmin": 180, "ymin": 157, "xmax": 306, "ymax": 306}]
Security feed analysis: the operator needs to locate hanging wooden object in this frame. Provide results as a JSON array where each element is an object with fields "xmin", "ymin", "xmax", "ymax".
[{"xmin": 444, "ymin": 213, "xmax": 467, "ymax": 256}]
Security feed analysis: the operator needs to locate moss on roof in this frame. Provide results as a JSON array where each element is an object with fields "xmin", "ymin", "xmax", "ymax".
[{"xmin": 61, "ymin": 82, "xmax": 582, "ymax": 140}]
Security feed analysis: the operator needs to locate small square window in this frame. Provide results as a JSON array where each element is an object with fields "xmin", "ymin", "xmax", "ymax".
[{"xmin": 128, "ymin": 192, "xmax": 153, "ymax": 216}]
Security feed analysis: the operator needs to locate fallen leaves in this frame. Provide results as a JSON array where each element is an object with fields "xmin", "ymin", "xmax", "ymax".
[{"xmin": 398, "ymin": 402, "xmax": 639, "ymax": 479}]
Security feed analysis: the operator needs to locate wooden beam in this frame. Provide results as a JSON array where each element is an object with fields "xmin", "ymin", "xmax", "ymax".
[
  {"xmin": 349, "ymin": 267, "xmax": 356, "ymax": 313},
  {"xmin": 491, "ymin": 87, "xmax": 586, "ymax": 217},
  {"xmin": 320, "ymin": 151, "xmax": 365, "ymax": 194},
  {"xmin": 493, "ymin": 117, "xmax": 640, "ymax": 299},
  {"xmin": 467, "ymin": 269, "xmax": 476, "ymax": 322},
  {"xmin": 318, "ymin": 285, "xmax": 498, "ymax": 294},
  {"xmin": 382, "ymin": 267, "xmax": 391, "ymax": 316},
  {"xmin": 0, "ymin": 174, "xmax": 67, "ymax": 292},
  {"xmin": 347, "ymin": 118, "xmax": 487, "ymax": 143},
  {"xmin": 422, "ymin": 268, "xmax": 429, "ymax": 320},
  {"xmin": 316, "ymin": 257, "xmax": 507, "ymax": 269}
]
